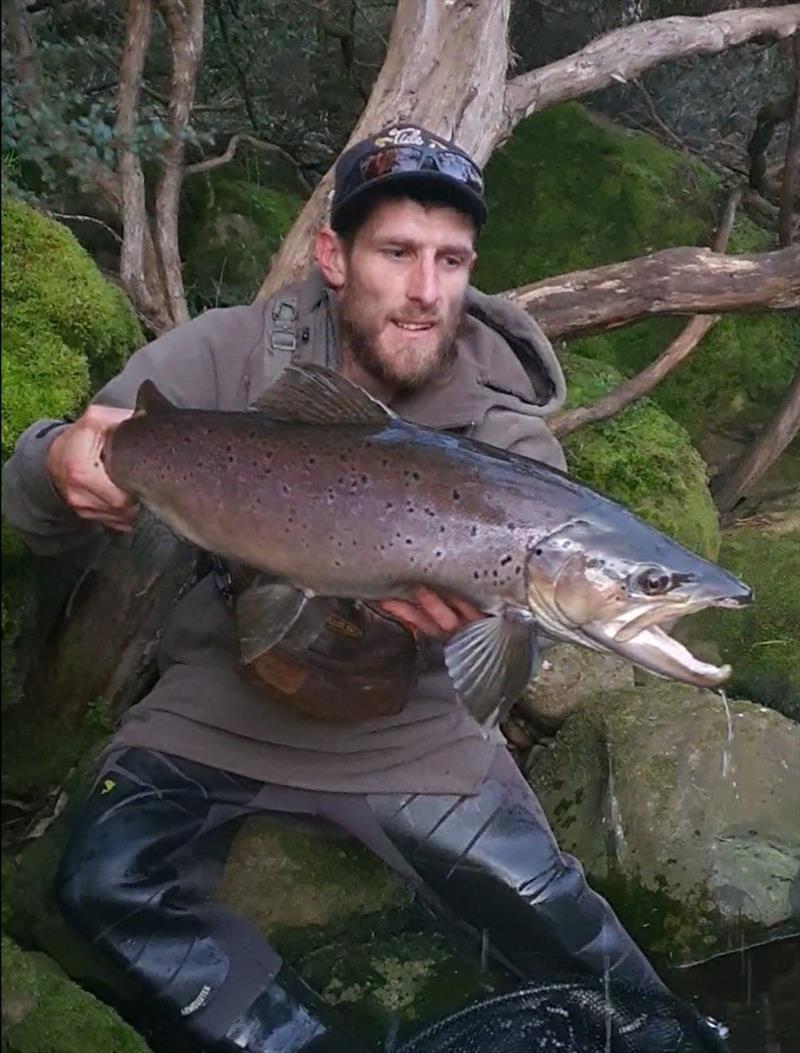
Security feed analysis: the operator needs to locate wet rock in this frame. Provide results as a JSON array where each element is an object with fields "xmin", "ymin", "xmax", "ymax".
[
  {"xmin": 526, "ymin": 682, "xmax": 800, "ymax": 968},
  {"xmin": 518, "ymin": 645, "xmax": 633, "ymax": 735}
]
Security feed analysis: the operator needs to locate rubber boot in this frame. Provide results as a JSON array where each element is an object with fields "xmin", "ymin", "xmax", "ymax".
[{"xmin": 214, "ymin": 964, "xmax": 370, "ymax": 1052}]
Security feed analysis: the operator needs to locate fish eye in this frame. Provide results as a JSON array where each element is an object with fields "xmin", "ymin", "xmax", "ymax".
[{"xmin": 636, "ymin": 566, "xmax": 673, "ymax": 596}]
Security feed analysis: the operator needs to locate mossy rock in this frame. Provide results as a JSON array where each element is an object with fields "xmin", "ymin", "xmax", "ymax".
[
  {"xmin": 182, "ymin": 173, "xmax": 305, "ymax": 311},
  {"xmin": 215, "ymin": 814, "xmax": 508, "ymax": 1044},
  {"xmin": 558, "ymin": 351, "xmax": 721, "ymax": 560},
  {"xmin": 1, "ymin": 198, "xmax": 142, "ymax": 710},
  {"xmin": 1, "ymin": 936, "xmax": 152, "ymax": 1053},
  {"xmin": 474, "ymin": 103, "xmax": 799, "ymax": 440},
  {"xmin": 686, "ymin": 512, "xmax": 800, "ymax": 720},
  {"xmin": 526, "ymin": 683, "xmax": 800, "ymax": 967}
]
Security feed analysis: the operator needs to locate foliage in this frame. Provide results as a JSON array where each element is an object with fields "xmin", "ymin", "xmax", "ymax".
[
  {"xmin": 474, "ymin": 103, "xmax": 799, "ymax": 439},
  {"xmin": 559, "ymin": 352, "xmax": 721, "ymax": 560},
  {"xmin": 182, "ymin": 171, "xmax": 305, "ymax": 311}
]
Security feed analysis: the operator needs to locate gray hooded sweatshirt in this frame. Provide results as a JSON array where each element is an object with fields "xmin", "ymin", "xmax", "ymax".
[{"xmin": 3, "ymin": 271, "xmax": 566, "ymax": 795}]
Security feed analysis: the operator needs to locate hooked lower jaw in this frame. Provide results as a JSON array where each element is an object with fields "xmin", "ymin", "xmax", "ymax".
[{"xmin": 582, "ymin": 620, "xmax": 732, "ymax": 688}]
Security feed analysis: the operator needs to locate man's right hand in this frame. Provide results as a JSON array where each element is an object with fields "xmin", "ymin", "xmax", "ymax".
[{"xmin": 46, "ymin": 405, "xmax": 138, "ymax": 532}]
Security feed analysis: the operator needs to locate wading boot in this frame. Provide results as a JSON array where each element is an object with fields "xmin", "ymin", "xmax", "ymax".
[{"xmin": 214, "ymin": 964, "xmax": 370, "ymax": 1052}]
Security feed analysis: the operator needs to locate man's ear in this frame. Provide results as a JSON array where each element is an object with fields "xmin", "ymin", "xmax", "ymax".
[{"xmin": 315, "ymin": 227, "xmax": 347, "ymax": 289}]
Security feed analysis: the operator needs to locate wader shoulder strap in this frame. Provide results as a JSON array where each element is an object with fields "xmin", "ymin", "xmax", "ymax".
[{"xmin": 262, "ymin": 293, "xmax": 299, "ymax": 390}]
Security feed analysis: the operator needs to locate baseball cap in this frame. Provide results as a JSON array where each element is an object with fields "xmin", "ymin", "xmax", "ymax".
[{"xmin": 330, "ymin": 124, "xmax": 487, "ymax": 233}]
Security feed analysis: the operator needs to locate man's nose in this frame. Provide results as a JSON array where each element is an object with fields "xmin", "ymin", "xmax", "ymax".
[{"xmin": 406, "ymin": 257, "xmax": 439, "ymax": 307}]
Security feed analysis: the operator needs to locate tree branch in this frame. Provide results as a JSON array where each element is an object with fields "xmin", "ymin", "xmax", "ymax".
[
  {"xmin": 506, "ymin": 245, "xmax": 800, "ymax": 341},
  {"xmin": 550, "ymin": 190, "xmax": 743, "ymax": 436},
  {"xmin": 504, "ymin": 7, "xmax": 800, "ymax": 135},
  {"xmin": 153, "ymin": 0, "xmax": 204, "ymax": 329},
  {"xmin": 185, "ymin": 132, "xmax": 312, "ymax": 191},
  {"xmin": 712, "ymin": 363, "xmax": 800, "ymax": 514},
  {"xmin": 748, "ymin": 91, "xmax": 794, "ymax": 200},
  {"xmin": 115, "ymin": 0, "xmax": 162, "ymax": 327}
]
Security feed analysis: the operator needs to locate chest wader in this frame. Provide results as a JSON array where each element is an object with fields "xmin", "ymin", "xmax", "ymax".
[{"xmin": 52, "ymin": 744, "xmax": 687, "ymax": 1053}]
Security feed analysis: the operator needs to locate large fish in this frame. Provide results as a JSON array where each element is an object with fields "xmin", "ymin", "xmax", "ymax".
[{"xmin": 103, "ymin": 364, "xmax": 751, "ymax": 725}]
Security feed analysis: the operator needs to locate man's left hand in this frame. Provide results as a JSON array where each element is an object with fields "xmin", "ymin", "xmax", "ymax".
[{"xmin": 379, "ymin": 586, "xmax": 484, "ymax": 640}]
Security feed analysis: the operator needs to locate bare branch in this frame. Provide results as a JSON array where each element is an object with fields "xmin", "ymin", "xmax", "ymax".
[
  {"xmin": 45, "ymin": 210, "xmax": 123, "ymax": 244},
  {"xmin": 507, "ymin": 246, "xmax": 800, "ymax": 341},
  {"xmin": 153, "ymin": 0, "xmax": 205, "ymax": 329},
  {"xmin": 713, "ymin": 364, "xmax": 800, "ymax": 514},
  {"xmin": 779, "ymin": 37, "xmax": 800, "ymax": 247},
  {"xmin": 503, "ymin": 6, "xmax": 800, "ymax": 136},
  {"xmin": 550, "ymin": 191, "xmax": 742, "ymax": 436},
  {"xmin": 185, "ymin": 133, "xmax": 312, "ymax": 192},
  {"xmin": 115, "ymin": 0, "xmax": 160, "ymax": 324}
]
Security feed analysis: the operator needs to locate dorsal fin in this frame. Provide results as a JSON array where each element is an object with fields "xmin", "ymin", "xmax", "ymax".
[
  {"xmin": 135, "ymin": 379, "xmax": 176, "ymax": 415},
  {"xmin": 253, "ymin": 364, "xmax": 394, "ymax": 425}
]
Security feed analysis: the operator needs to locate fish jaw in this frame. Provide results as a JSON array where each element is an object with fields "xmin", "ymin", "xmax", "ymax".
[{"xmin": 581, "ymin": 620, "xmax": 732, "ymax": 687}]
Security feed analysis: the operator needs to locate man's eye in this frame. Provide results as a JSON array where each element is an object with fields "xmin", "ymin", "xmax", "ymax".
[
  {"xmin": 444, "ymin": 256, "xmax": 464, "ymax": 268},
  {"xmin": 385, "ymin": 247, "xmax": 408, "ymax": 260}
]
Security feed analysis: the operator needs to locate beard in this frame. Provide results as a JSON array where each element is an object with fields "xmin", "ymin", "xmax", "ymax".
[{"xmin": 338, "ymin": 283, "xmax": 465, "ymax": 393}]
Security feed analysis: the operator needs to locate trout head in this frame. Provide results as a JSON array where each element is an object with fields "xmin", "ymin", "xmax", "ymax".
[{"xmin": 524, "ymin": 518, "xmax": 751, "ymax": 688}]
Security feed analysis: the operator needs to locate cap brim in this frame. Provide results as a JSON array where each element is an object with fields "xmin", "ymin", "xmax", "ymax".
[{"xmin": 331, "ymin": 170, "xmax": 487, "ymax": 233}]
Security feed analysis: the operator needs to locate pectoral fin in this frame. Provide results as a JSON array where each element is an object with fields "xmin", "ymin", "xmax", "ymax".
[
  {"xmin": 444, "ymin": 609, "xmax": 539, "ymax": 728},
  {"xmin": 236, "ymin": 579, "xmax": 309, "ymax": 664}
]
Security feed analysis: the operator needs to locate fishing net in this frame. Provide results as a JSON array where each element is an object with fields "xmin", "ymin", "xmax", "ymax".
[{"xmin": 397, "ymin": 976, "xmax": 730, "ymax": 1053}]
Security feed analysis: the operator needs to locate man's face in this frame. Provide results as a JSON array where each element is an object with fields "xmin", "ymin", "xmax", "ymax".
[{"xmin": 335, "ymin": 198, "xmax": 476, "ymax": 391}]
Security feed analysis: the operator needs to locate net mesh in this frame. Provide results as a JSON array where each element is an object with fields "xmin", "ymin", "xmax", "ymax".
[{"xmin": 397, "ymin": 977, "xmax": 729, "ymax": 1053}]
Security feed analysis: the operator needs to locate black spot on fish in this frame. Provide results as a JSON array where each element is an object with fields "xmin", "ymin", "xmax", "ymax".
[
  {"xmin": 500, "ymin": 555, "xmax": 512, "ymax": 566},
  {"xmin": 361, "ymin": 474, "xmax": 368, "ymax": 484},
  {"xmin": 452, "ymin": 489, "xmax": 461, "ymax": 500},
  {"xmin": 473, "ymin": 571, "xmax": 480, "ymax": 580},
  {"xmin": 412, "ymin": 471, "xmax": 420, "ymax": 480},
  {"xmin": 508, "ymin": 522, "xmax": 516, "ymax": 531},
  {"xmin": 386, "ymin": 501, "xmax": 394, "ymax": 511},
  {"xmin": 405, "ymin": 538, "xmax": 413, "ymax": 545},
  {"xmin": 471, "ymin": 525, "xmax": 478, "ymax": 537}
]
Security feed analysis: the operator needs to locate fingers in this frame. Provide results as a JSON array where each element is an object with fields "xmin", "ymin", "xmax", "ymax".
[
  {"xmin": 379, "ymin": 599, "xmax": 447, "ymax": 639},
  {"xmin": 379, "ymin": 587, "xmax": 487, "ymax": 641},
  {"xmin": 47, "ymin": 405, "xmax": 138, "ymax": 529}
]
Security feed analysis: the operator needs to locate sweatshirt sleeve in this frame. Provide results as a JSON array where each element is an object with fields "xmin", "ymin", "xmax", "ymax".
[{"xmin": 2, "ymin": 306, "xmax": 260, "ymax": 557}]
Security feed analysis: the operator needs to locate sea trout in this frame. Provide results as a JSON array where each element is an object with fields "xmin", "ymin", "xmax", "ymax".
[{"xmin": 103, "ymin": 364, "xmax": 752, "ymax": 725}]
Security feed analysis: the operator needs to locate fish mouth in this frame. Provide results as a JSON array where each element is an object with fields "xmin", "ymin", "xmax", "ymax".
[{"xmin": 582, "ymin": 619, "xmax": 732, "ymax": 687}]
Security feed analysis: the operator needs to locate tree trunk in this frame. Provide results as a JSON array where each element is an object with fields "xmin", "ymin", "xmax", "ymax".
[
  {"xmin": 506, "ymin": 246, "xmax": 800, "ymax": 340},
  {"xmin": 256, "ymin": 2, "xmax": 800, "ymax": 298},
  {"xmin": 712, "ymin": 364, "xmax": 800, "ymax": 515},
  {"xmin": 779, "ymin": 37, "xmax": 800, "ymax": 248}
]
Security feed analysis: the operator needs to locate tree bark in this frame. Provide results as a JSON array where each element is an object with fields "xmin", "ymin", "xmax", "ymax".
[
  {"xmin": 712, "ymin": 363, "xmax": 800, "ymax": 514},
  {"xmin": 779, "ymin": 37, "xmax": 800, "ymax": 248},
  {"xmin": 256, "ymin": 2, "xmax": 800, "ymax": 298},
  {"xmin": 549, "ymin": 190, "xmax": 741, "ymax": 436},
  {"xmin": 506, "ymin": 246, "xmax": 800, "ymax": 340},
  {"xmin": 153, "ymin": 0, "xmax": 205, "ymax": 330},
  {"xmin": 115, "ymin": 0, "xmax": 167, "ymax": 332}
]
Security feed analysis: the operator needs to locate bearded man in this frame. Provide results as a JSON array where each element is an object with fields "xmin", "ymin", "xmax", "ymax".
[{"xmin": 4, "ymin": 127, "xmax": 678, "ymax": 1052}]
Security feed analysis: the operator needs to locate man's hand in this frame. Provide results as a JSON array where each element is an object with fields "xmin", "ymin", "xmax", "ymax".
[
  {"xmin": 379, "ymin": 585, "xmax": 485, "ymax": 640},
  {"xmin": 46, "ymin": 405, "xmax": 138, "ymax": 532}
]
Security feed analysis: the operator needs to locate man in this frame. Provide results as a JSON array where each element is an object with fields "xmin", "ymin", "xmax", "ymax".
[{"xmin": 4, "ymin": 126, "xmax": 673, "ymax": 1052}]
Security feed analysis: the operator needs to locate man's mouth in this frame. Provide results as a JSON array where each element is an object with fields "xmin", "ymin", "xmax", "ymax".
[{"xmin": 392, "ymin": 319, "xmax": 436, "ymax": 334}]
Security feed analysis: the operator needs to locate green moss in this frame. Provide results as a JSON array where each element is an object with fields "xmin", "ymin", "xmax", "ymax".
[
  {"xmin": 693, "ymin": 521, "xmax": 800, "ymax": 719},
  {"xmin": 298, "ymin": 931, "xmax": 501, "ymax": 1046},
  {"xmin": 182, "ymin": 174, "xmax": 305, "ymax": 311},
  {"xmin": 1, "ymin": 936, "xmax": 151, "ymax": 1053},
  {"xmin": 474, "ymin": 103, "xmax": 799, "ymax": 439},
  {"xmin": 1, "ymin": 198, "xmax": 142, "ymax": 709},
  {"xmin": 559, "ymin": 352, "xmax": 721, "ymax": 559}
]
